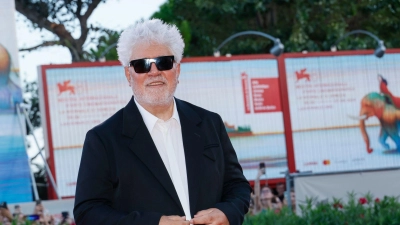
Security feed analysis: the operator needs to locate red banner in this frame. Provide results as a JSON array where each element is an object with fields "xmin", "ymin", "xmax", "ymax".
[
  {"xmin": 251, "ymin": 78, "xmax": 282, "ymax": 113},
  {"xmin": 241, "ymin": 72, "xmax": 251, "ymax": 114}
]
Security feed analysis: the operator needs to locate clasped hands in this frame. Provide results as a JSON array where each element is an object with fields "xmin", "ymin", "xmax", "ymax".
[{"xmin": 159, "ymin": 208, "xmax": 229, "ymax": 225}]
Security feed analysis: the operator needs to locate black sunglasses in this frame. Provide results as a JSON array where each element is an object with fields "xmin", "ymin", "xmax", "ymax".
[{"xmin": 129, "ymin": 55, "xmax": 175, "ymax": 73}]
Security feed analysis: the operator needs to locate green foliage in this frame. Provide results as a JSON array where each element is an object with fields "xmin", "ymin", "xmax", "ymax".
[
  {"xmin": 23, "ymin": 80, "xmax": 40, "ymax": 133},
  {"xmin": 244, "ymin": 193, "xmax": 400, "ymax": 225},
  {"xmin": 151, "ymin": 0, "xmax": 400, "ymax": 56},
  {"xmin": 84, "ymin": 29, "xmax": 120, "ymax": 61},
  {"xmin": 245, "ymin": 207, "xmax": 303, "ymax": 225}
]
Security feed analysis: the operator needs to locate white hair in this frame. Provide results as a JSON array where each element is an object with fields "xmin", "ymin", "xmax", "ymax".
[{"xmin": 117, "ymin": 19, "xmax": 185, "ymax": 67}]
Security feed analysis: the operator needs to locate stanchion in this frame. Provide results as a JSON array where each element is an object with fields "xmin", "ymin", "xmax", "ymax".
[
  {"xmin": 19, "ymin": 104, "xmax": 61, "ymax": 199},
  {"xmin": 16, "ymin": 104, "xmax": 40, "ymax": 201}
]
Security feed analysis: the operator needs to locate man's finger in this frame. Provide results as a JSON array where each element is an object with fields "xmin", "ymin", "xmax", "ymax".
[
  {"xmin": 190, "ymin": 216, "xmax": 211, "ymax": 225},
  {"xmin": 190, "ymin": 213, "xmax": 214, "ymax": 224},
  {"xmin": 194, "ymin": 208, "xmax": 214, "ymax": 218},
  {"xmin": 167, "ymin": 215, "xmax": 186, "ymax": 221}
]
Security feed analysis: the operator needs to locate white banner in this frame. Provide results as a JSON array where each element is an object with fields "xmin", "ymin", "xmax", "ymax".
[
  {"xmin": 40, "ymin": 57, "xmax": 289, "ymax": 197},
  {"xmin": 294, "ymin": 169, "xmax": 400, "ymax": 215},
  {"xmin": 286, "ymin": 54, "xmax": 400, "ymax": 174}
]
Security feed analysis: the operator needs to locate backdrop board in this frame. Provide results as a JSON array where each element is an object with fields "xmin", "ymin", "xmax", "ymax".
[
  {"xmin": 177, "ymin": 56, "xmax": 288, "ymax": 181},
  {"xmin": 284, "ymin": 52, "xmax": 400, "ymax": 174},
  {"xmin": 294, "ymin": 168, "xmax": 400, "ymax": 215},
  {"xmin": 0, "ymin": 0, "xmax": 31, "ymax": 203},
  {"xmin": 39, "ymin": 55, "xmax": 289, "ymax": 198},
  {"xmin": 39, "ymin": 63, "xmax": 131, "ymax": 197}
]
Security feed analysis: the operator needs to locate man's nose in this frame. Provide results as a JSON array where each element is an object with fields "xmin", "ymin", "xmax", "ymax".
[{"xmin": 148, "ymin": 63, "xmax": 159, "ymax": 74}]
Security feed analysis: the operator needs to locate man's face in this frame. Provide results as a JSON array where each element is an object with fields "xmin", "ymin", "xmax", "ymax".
[
  {"xmin": 290, "ymin": 191, "xmax": 296, "ymax": 205},
  {"xmin": 277, "ymin": 184, "xmax": 285, "ymax": 195},
  {"xmin": 124, "ymin": 44, "xmax": 180, "ymax": 107}
]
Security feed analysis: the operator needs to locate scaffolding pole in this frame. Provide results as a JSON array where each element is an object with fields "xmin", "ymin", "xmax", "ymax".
[
  {"xmin": 16, "ymin": 104, "xmax": 39, "ymax": 201},
  {"xmin": 19, "ymin": 104, "xmax": 61, "ymax": 199}
]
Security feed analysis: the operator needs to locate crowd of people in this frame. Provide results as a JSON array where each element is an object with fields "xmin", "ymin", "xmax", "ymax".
[
  {"xmin": 0, "ymin": 201, "xmax": 74, "ymax": 225},
  {"xmin": 247, "ymin": 164, "xmax": 296, "ymax": 216}
]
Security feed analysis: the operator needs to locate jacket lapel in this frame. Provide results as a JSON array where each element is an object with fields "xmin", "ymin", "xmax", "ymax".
[
  {"xmin": 175, "ymin": 98, "xmax": 204, "ymax": 217},
  {"xmin": 122, "ymin": 97, "xmax": 184, "ymax": 214}
]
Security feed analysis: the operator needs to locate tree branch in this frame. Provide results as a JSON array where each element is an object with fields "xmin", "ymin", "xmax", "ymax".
[
  {"xmin": 15, "ymin": 0, "xmax": 76, "ymax": 45},
  {"xmin": 19, "ymin": 41, "xmax": 61, "ymax": 52},
  {"xmin": 76, "ymin": 0, "xmax": 83, "ymax": 19},
  {"xmin": 78, "ymin": 0, "xmax": 103, "ymax": 46}
]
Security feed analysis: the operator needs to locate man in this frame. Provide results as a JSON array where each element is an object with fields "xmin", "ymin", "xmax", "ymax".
[
  {"xmin": 73, "ymin": 19, "xmax": 251, "ymax": 225},
  {"xmin": 275, "ymin": 182, "xmax": 285, "ymax": 202},
  {"xmin": 283, "ymin": 188, "xmax": 296, "ymax": 213}
]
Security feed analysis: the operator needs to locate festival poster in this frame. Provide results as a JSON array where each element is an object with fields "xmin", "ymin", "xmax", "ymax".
[
  {"xmin": 42, "ymin": 66, "xmax": 131, "ymax": 196},
  {"xmin": 0, "ymin": 0, "xmax": 32, "ymax": 203},
  {"xmin": 285, "ymin": 54, "xmax": 400, "ymax": 174},
  {"xmin": 176, "ymin": 58, "xmax": 287, "ymax": 181},
  {"xmin": 41, "ymin": 57, "xmax": 288, "ymax": 197}
]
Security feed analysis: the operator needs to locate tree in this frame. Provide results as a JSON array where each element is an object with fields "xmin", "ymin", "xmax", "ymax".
[
  {"xmin": 15, "ymin": 0, "xmax": 107, "ymax": 62},
  {"xmin": 151, "ymin": 0, "xmax": 400, "ymax": 57},
  {"xmin": 83, "ymin": 29, "xmax": 120, "ymax": 61},
  {"xmin": 23, "ymin": 80, "xmax": 41, "ymax": 134}
]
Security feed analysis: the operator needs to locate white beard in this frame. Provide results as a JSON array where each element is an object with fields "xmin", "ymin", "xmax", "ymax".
[{"xmin": 130, "ymin": 73, "xmax": 178, "ymax": 107}]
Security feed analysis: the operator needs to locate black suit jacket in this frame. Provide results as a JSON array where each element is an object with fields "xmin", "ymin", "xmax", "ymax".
[{"xmin": 73, "ymin": 97, "xmax": 251, "ymax": 225}]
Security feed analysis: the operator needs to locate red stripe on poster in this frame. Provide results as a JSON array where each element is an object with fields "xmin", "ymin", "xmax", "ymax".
[{"xmin": 241, "ymin": 72, "xmax": 251, "ymax": 114}]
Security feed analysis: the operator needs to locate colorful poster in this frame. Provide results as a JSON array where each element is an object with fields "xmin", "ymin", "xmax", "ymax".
[
  {"xmin": 0, "ymin": 0, "xmax": 32, "ymax": 203},
  {"xmin": 285, "ymin": 54, "xmax": 400, "ymax": 173}
]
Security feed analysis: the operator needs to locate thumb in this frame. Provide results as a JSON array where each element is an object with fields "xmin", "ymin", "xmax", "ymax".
[{"xmin": 167, "ymin": 215, "xmax": 186, "ymax": 221}]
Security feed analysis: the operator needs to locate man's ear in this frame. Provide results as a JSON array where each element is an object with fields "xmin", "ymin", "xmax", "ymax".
[
  {"xmin": 124, "ymin": 67, "xmax": 131, "ymax": 83},
  {"xmin": 176, "ymin": 63, "xmax": 181, "ymax": 80}
]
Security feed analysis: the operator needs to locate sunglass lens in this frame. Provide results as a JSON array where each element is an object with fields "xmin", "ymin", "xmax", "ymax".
[
  {"xmin": 133, "ymin": 60, "xmax": 150, "ymax": 73},
  {"xmin": 156, "ymin": 56, "xmax": 174, "ymax": 71},
  {"xmin": 130, "ymin": 56, "xmax": 174, "ymax": 73}
]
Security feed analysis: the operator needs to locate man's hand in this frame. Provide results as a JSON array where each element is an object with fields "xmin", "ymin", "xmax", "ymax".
[
  {"xmin": 159, "ymin": 215, "xmax": 190, "ymax": 225},
  {"xmin": 256, "ymin": 168, "xmax": 263, "ymax": 179},
  {"xmin": 190, "ymin": 208, "xmax": 229, "ymax": 225}
]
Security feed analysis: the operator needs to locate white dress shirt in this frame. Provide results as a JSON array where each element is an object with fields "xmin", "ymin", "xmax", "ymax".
[{"xmin": 134, "ymin": 98, "xmax": 191, "ymax": 220}]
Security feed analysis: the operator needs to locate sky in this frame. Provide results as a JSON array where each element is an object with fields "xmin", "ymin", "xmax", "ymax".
[{"xmin": 16, "ymin": 0, "xmax": 167, "ymax": 82}]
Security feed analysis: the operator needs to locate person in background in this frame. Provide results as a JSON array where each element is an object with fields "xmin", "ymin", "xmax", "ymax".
[
  {"xmin": 0, "ymin": 202, "xmax": 12, "ymax": 224},
  {"xmin": 284, "ymin": 188, "xmax": 296, "ymax": 213},
  {"xmin": 275, "ymin": 182, "xmax": 286, "ymax": 203},
  {"xmin": 13, "ymin": 205, "xmax": 25, "ymax": 224},
  {"xmin": 254, "ymin": 166, "xmax": 282, "ymax": 214},
  {"xmin": 59, "ymin": 211, "xmax": 74, "ymax": 225},
  {"xmin": 246, "ymin": 191, "xmax": 257, "ymax": 216},
  {"xmin": 33, "ymin": 200, "xmax": 54, "ymax": 225},
  {"xmin": 259, "ymin": 186, "xmax": 282, "ymax": 213},
  {"xmin": 74, "ymin": 19, "xmax": 251, "ymax": 225}
]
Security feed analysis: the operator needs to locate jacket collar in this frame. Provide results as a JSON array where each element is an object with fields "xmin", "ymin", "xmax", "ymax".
[
  {"xmin": 121, "ymin": 96, "xmax": 204, "ymax": 217},
  {"xmin": 122, "ymin": 96, "xmax": 201, "ymax": 138}
]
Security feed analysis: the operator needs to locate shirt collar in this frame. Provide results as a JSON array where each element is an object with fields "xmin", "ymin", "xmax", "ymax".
[{"xmin": 134, "ymin": 97, "xmax": 180, "ymax": 133}]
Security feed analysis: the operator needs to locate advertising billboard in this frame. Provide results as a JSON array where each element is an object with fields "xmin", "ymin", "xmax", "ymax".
[
  {"xmin": 285, "ymin": 52, "xmax": 400, "ymax": 173},
  {"xmin": 0, "ymin": 0, "xmax": 32, "ymax": 203},
  {"xmin": 176, "ymin": 57, "xmax": 287, "ymax": 181},
  {"xmin": 40, "ymin": 56, "xmax": 289, "ymax": 197},
  {"xmin": 40, "ymin": 64, "xmax": 131, "ymax": 197}
]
